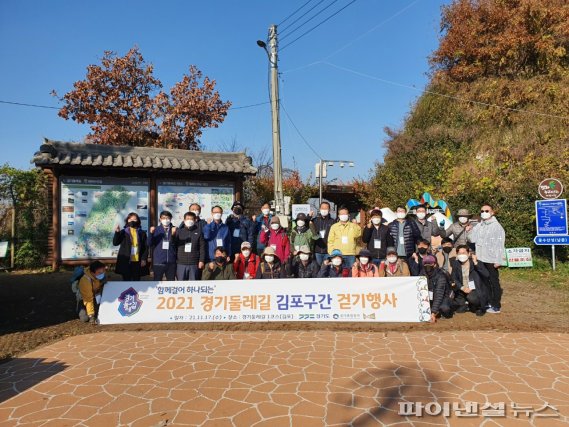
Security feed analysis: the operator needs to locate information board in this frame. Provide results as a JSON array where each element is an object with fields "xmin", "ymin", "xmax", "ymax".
[
  {"xmin": 60, "ymin": 176, "xmax": 149, "ymax": 260},
  {"xmin": 535, "ymin": 199, "xmax": 567, "ymax": 235},
  {"xmin": 157, "ymin": 180, "xmax": 234, "ymax": 225}
]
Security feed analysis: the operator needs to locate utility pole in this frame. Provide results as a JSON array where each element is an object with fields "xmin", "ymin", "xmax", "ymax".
[{"xmin": 268, "ymin": 25, "xmax": 284, "ymax": 215}]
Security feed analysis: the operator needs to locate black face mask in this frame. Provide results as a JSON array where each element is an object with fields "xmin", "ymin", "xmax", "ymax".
[
  {"xmin": 128, "ymin": 220, "xmax": 139, "ymax": 228},
  {"xmin": 424, "ymin": 265, "xmax": 436, "ymax": 276},
  {"xmin": 418, "ymin": 247, "xmax": 428, "ymax": 255},
  {"xmin": 215, "ymin": 256, "xmax": 226, "ymax": 265},
  {"xmin": 233, "ymin": 208, "xmax": 243, "ymax": 216},
  {"xmin": 442, "ymin": 247, "xmax": 453, "ymax": 254}
]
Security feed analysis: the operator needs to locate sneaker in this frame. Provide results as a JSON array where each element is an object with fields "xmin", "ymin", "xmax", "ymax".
[
  {"xmin": 78, "ymin": 308, "xmax": 89, "ymax": 323},
  {"xmin": 88, "ymin": 315, "xmax": 97, "ymax": 325},
  {"xmin": 487, "ymin": 307, "xmax": 501, "ymax": 314},
  {"xmin": 475, "ymin": 309, "xmax": 485, "ymax": 317}
]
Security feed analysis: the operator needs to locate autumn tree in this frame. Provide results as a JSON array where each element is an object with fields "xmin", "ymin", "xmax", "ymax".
[{"xmin": 53, "ymin": 47, "xmax": 231, "ymax": 149}]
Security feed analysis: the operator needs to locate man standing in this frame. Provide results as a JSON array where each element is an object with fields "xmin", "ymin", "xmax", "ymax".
[
  {"xmin": 226, "ymin": 201, "xmax": 254, "ymax": 260},
  {"xmin": 253, "ymin": 202, "xmax": 273, "ymax": 255},
  {"xmin": 444, "ymin": 209, "xmax": 473, "ymax": 248},
  {"xmin": 388, "ymin": 206, "xmax": 421, "ymax": 260},
  {"xmin": 203, "ymin": 205, "xmax": 231, "ymax": 262},
  {"xmin": 179, "ymin": 203, "xmax": 207, "ymax": 235},
  {"xmin": 327, "ymin": 207, "xmax": 361, "ymax": 268},
  {"xmin": 311, "ymin": 201, "xmax": 336, "ymax": 266},
  {"xmin": 149, "ymin": 211, "xmax": 177, "ymax": 281},
  {"xmin": 175, "ymin": 212, "xmax": 206, "ymax": 280},
  {"xmin": 467, "ymin": 203, "xmax": 505, "ymax": 314},
  {"xmin": 362, "ymin": 209, "xmax": 393, "ymax": 265},
  {"xmin": 413, "ymin": 204, "xmax": 445, "ymax": 244}
]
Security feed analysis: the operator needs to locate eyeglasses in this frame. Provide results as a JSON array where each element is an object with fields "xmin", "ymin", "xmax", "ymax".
[{"xmin": 480, "ymin": 210, "xmax": 491, "ymax": 213}]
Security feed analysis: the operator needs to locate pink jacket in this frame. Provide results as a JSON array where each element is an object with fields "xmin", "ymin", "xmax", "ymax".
[{"xmin": 260, "ymin": 228, "xmax": 291, "ymax": 262}]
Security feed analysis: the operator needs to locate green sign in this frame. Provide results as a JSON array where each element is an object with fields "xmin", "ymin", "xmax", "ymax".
[{"xmin": 506, "ymin": 248, "xmax": 533, "ymax": 268}]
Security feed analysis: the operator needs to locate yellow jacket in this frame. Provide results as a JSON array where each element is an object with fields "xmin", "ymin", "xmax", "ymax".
[
  {"xmin": 327, "ymin": 221, "xmax": 362, "ymax": 255},
  {"xmin": 79, "ymin": 268, "xmax": 104, "ymax": 316}
]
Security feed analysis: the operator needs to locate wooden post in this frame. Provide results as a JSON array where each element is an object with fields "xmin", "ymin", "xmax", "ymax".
[
  {"xmin": 235, "ymin": 179, "xmax": 244, "ymax": 203},
  {"xmin": 10, "ymin": 206, "xmax": 15, "ymax": 269},
  {"xmin": 149, "ymin": 173, "xmax": 157, "ymax": 229},
  {"xmin": 52, "ymin": 170, "xmax": 61, "ymax": 271}
]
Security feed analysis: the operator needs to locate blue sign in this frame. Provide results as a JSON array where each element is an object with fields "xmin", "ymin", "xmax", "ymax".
[
  {"xmin": 534, "ymin": 235, "xmax": 569, "ymax": 245},
  {"xmin": 535, "ymin": 199, "xmax": 567, "ymax": 235}
]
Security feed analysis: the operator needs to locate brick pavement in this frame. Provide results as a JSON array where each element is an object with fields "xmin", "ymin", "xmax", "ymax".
[{"xmin": 0, "ymin": 331, "xmax": 568, "ymax": 426}]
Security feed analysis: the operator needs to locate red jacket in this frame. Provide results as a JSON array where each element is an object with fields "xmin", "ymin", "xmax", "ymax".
[
  {"xmin": 233, "ymin": 253, "xmax": 261, "ymax": 279},
  {"xmin": 259, "ymin": 228, "xmax": 291, "ymax": 263}
]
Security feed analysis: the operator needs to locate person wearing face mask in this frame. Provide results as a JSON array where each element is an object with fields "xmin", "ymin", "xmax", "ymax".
[
  {"xmin": 423, "ymin": 255, "xmax": 452, "ymax": 323},
  {"xmin": 256, "ymin": 247, "xmax": 287, "ymax": 279},
  {"xmin": 451, "ymin": 245, "xmax": 489, "ymax": 316},
  {"xmin": 362, "ymin": 209, "xmax": 394, "ymax": 266},
  {"xmin": 174, "ymin": 212, "xmax": 206, "ymax": 280},
  {"xmin": 149, "ymin": 211, "xmax": 177, "ymax": 281},
  {"xmin": 443, "ymin": 209, "xmax": 473, "ymax": 248},
  {"xmin": 408, "ymin": 239, "xmax": 432, "ymax": 276},
  {"xmin": 179, "ymin": 203, "xmax": 207, "ymax": 235},
  {"xmin": 254, "ymin": 202, "xmax": 273, "ymax": 255},
  {"xmin": 467, "ymin": 203, "xmax": 505, "ymax": 314},
  {"xmin": 318, "ymin": 249, "xmax": 352, "ymax": 278},
  {"xmin": 352, "ymin": 249, "xmax": 380, "ymax": 278},
  {"xmin": 290, "ymin": 245, "xmax": 319, "ymax": 278},
  {"xmin": 203, "ymin": 205, "xmax": 231, "ymax": 262},
  {"xmin": 327, "ymin": 207, "xmax": 362, "ymax": 268},
  {"xmin": 226, "ymin": 201, "xmax": 254, "ymax": 261},
  {"xmin": 259, "ymin": 216, "xmax": 291, "ymax": 264},
  {"xmin": 388, "ymin": 206, "xmax": 421, "ymax": 260},
  {"xmin": 436, "ymin": 237, "xmax": 456, "ymax": 276},
  {"xmin": 413, "ymin": 205, "xmax": 446, "ymax": 248},
  {"xmin": 311, "ymin": 201, "xmax": 336, "ymax": 266},
  {"xmin": 78, "ymin": 260, "xmax": 107, "ymax": 325},
  {"xmin": 233, "ymin": 241, "xmax": 260, "ymax": 279},
  {"xmin": 202, "ymin": 247, "xmax": 235, "ymax": 280},
  {"xmin": 290, "ymin": 213, "xmax": 319, "ymax": 254},
  {"xmin": 378, "ymin": 247, "xmax": 410, "ymax": 277},
  {"xmin": 113, "ymin": 212, "xmax": 149, "ymax": 281}
]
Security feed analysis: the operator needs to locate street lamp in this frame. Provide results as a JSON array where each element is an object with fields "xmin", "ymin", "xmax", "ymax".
[{"xmin": 317, "ymin": 159, "xmax": 355, "ymax": 206}]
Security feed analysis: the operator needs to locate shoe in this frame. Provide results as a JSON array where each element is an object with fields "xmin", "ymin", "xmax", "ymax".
[
  {"xmin": 88, "ymin": 315, "xmax": 97, "ymax": 325},
  {"xmin": 78, "ymin": 308, "xmax": 89, "ymax": 323},
  {"xmin": 475, "ymin": 309, "xmax": 485, "ymax": 317},
  {"xmin": 486, "ymin": 307, "xmax": 501, "ymax": 314},
  {"xmin": 455, "ymin": 305, "xmax": 468, "ymax": 314}
]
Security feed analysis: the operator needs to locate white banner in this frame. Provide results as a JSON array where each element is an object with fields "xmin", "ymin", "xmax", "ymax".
[{"xmin": 99, "ymin": 277, "xmax": 431, "ymax": 324}]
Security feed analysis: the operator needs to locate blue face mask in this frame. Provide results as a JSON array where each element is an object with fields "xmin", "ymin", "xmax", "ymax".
[{"xmin": 96, "ymin": 273, "xmax": 105, "ymax": 280}]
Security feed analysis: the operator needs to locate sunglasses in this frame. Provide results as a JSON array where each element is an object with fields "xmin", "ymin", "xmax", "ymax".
[{"xmin": 480, "ymin": 209, "xmax": 491, "ymax": 213}]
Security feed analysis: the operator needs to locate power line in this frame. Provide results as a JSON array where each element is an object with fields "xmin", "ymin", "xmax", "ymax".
[
  {"xmin": 280, "ymin": 0, "xmax": 341, "ymax": 42},
  {"xmin": 281, "ymin": 0, "xmax": 359, "ymax": 52},
  {"xmin": 229, "ymin": 101, "xmax": 271, "ymax": 110},
  {"xmin": 279, "ymin": 100, "xmax": 321, "ymax": 159},
  {"xmin": 322, "ymin": 62, "xmax": 569, "ymax": 121},
  {"xmin": 279, "ymin": 0, "xmax": 327, "ymax": 35},
  {"xmin": 278, "ymin": 0, "xmax": 316, "ymax": 27}
]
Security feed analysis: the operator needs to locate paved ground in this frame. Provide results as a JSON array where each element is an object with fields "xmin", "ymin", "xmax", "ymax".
[{"xmin": 0, "ymin": 331, "xmax": 568, "ymax": 427}]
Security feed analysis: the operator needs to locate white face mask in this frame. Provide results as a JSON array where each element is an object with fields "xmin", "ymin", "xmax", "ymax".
[
  {"xmin": 458, "ymin": 216, "xmax": 469, "ymax": 224},
  {"xmin": 457, "ymin": 254, "xmax": 469, "ymax": 263},
  {"xmin": 242, "ymin": 250, "xmax": 251, "ymax": 258},
  {"xmin": 262, "ymin": 209, "xmax": 270, "ymax": 216},
  {"xmin": 387, "ymin": 256, "xmax": 398, "ymax": 264},
  {"xmin": 299, "ymin": 253, "xmax": 309, "ymax": 261},
  {"xmin": 416, "ymin": 212, "xmax": 426, "ymax": 220},
  {"xmin": 397, "ymin": 212, "xmax": 406, "ymax": 219},
  {"xmin": 184, "ymin": 220, "xmax": 194, "ymax": 228},
  {"xmin": 320, "ymin": 209, "xmax": 329, "ymax": 216},
  {"xmin": 213, "ymin": 213, "xmax": 222, "ymax": 221},
  {"xmin": 481, "ymin": 211, "xmax": 492, "ymax": 220},
  {"xmin": 191, "ymin": 210, "xmax": 201, "ymax": 217},
  {"xmin": 371, "ymin": 217, "xmax": 381, "ymax": 225},
  {"xmin": 265, "ymin": 255, "xmax": 274, "ymax": 263},
  {"xmin": 359, "ymin": 257, "xmax": 369, "ymax": 265},
  {"xmin": 332, "ymin": 257, "xmax": 342, "ymax": 266},
  {"xmin": 271, "ymin": 223, "xmax": 280, "ymax": 230},
  {"xmin": 296, "ymin": 220, "xmax": 305, "ymax": 227},
  {"xmin": 339, "ymin": 214, "xmax": 349, "ymax": 222},
  {"xmin": 161, "ymin": 219, "xmax": 171, "ymax": 227}
]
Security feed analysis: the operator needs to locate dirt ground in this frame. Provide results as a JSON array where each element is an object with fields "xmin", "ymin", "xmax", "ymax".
[{"xmin": 1, "ymin": 269, "xmax": 568, "ymax": 363}]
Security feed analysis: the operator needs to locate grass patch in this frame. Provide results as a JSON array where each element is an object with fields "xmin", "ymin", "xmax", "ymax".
[{"xmin": 502, "ymin": 257, "xmax": 569, "ymax": 291}]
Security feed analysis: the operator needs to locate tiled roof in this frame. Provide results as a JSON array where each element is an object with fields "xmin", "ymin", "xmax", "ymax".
[{"xmin": 32, "ymin": 139, "xmax": 257, "ymax": 175}]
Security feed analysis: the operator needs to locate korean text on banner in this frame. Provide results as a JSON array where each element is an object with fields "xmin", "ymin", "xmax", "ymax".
[{"xmin": 99, "ymin": 277, "xmax": 431, "ymax": 324}]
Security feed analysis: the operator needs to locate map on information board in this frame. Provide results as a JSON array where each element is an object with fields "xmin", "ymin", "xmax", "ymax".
[
  {"xmin": 157, "ymin": 180, "xmax": 234, "ymax": 225},
  {"xmin": 535, "ymin": 199, "xmax": 568, "ymax": 236},
  {"xmin": 60, "ymin": 177, "xmax": 149, "ymax": 260}
]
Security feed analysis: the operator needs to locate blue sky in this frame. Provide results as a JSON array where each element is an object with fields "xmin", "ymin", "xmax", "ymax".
[{"xmin": 0, "ymin": 0, "xmax": 448, "ymax": 183}]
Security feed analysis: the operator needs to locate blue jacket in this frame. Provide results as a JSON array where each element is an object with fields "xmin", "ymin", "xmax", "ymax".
[
  {"xmin": 203, "ymin": 221, "xmax": 232, "ymax": 260},
  {"xmin": 226, "ymin": 214, "xmax": 255, "ymax": 255},
  {"xmin": 388, "ymin": 219, "xmax": 421, "ymax": 257},
  {"xmin": 149, "ymin": 225, "xmax": 177, "ymax": 265}
]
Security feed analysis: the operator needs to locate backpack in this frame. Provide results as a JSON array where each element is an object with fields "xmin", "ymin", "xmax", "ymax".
[{"xmin": 70, "ymin": 266, "xmax": 85, "ymax": 303}]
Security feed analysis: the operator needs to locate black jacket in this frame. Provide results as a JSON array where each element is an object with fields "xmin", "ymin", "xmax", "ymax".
[
  {"xmin": 290, "ymin": 257, "xmax": 320, "ymax": 278},
  {"xmin": 388, "ymin": 220, "xmax": 421, "ymax": 257},
  {"xmin": 318, "ymin": 263, "xmax": 352, "ymax": 278},
  {"xmin": 178, "ymin": 218, "xmax": 207, "ymax": 235},
  {"xmin": 362, "ymin": 224, "xmax": 394, "ymax": 259},
  {"xmin": 113, "ymin": 227, "xmax": 149, "ymax": 276},
  {"xmin": 175, "ymin": 225, "xmax": 206, "ymax": 265},
  {"xmin": 428, "ymin": 269, "xmax": 451, "ymax": 314},
  {"xmin": 311, "ymin": 215, "xmax": 336, "ymax": 254},
  {"xmin": 451, "ymin": 259, "xmax": 489, "ymax": 307}
]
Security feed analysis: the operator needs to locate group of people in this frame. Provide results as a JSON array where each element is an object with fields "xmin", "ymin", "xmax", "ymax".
[{"xmin": 77, "ymin": 200, "xmax": 506, "ymax": 325}]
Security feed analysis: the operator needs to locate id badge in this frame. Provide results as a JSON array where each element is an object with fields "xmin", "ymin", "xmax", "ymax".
[
  {"xmin": 429, "ymin": 291, "xmax": 434, "ymax": 301},
  {"xmin": 319, "ymin": 230, "xmax": 326, "ymax": 239},
  {"xmin": 399, "ymin": 236, "xmax": 405, "ymax": 245},
  {"xmin": 216, "ymin": 238, "xmax": 223, "ymax": 247},
  {"xmin": 244, "ymin": 272, "xmax": 250, "ymax": 279},
  {"xmin": 162, "ymin": 241, "xmax": 170, "ymax": 250},
  {"xmin": 374, "ymin": 239, "xmax": 381, "ymax": 249},
  {"xmin": 184, "ymin": 243, "xmax": 192, "ymax": 253},
  {"xmin": 341, "ymin": 236, "xmax": 349, "ymax": 244},
  {"xmin": 468, "ymin": 280, "xmax": 476, "ymax": 290},
  {"xmin": 131, "ymin": 246, "xmax": 138, "ymax": 256},
  {"xmin": 233, "ymin": 229, "xmax": 240, "ymax": 238}
]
